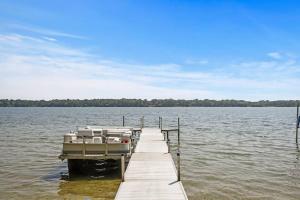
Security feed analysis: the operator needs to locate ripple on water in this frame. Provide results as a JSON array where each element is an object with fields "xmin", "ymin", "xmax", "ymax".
[{"xmin": 1, "ymin": 107, "xmax": 300, "ymax": 199}]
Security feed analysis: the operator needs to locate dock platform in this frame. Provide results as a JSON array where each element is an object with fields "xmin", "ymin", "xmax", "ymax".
[{"xmin": 115, "ymin": 128, "xmax": 188, "ymax": 200}]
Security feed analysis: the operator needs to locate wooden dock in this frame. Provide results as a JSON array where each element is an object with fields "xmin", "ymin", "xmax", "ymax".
[{"xmin": 115, "ymin": 128, "xmax": 188, "ymax": 200}]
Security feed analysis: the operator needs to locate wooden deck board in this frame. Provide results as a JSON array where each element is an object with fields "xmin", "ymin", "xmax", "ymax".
[{"xmin": 115, "ymin": 128, "xmax": 188, "ymax": 200}]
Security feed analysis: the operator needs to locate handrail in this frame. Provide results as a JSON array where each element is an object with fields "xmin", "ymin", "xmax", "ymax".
[
  {"xmin": 160, "ymin": 118, "xmax": 181, "ymax": 181},
  {"xmin": 162, "ymin": 128, "xmax": 178, "ymax": 132}
]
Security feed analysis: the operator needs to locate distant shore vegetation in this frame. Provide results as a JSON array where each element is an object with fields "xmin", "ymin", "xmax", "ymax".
[{"xmin": 0, "ymin": 99, "xmax": 299, "ymax": 107}]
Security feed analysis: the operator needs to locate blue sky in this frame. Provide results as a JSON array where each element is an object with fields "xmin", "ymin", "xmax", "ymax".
[{"xmin": 0, "ymin": 0, "xmax": 299, "ymax": 100}]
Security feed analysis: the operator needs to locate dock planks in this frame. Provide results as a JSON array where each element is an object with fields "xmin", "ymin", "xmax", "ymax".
[{"xmin": 115, "ymin": 128, "xmax": 188, "ymax": 200}]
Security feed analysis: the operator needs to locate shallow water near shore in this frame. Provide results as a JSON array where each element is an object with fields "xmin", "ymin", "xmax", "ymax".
[{"xmin": 0, "ymin": 107, "xmax": 299, "ymax": 199}]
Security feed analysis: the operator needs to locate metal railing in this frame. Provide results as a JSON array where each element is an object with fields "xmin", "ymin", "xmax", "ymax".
[
  {"xmin": 297, "ymin": 103, "xmax": 300, "ymax": 143},
  {"xmin": 160, "ymin": 116, "xmax": 181, "ymax": 181}
]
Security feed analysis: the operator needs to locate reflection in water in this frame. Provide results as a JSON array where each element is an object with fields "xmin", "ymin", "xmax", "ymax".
[
  {"xmin": 58, "ymin": 179, "xmax": 120, "ymax": 200},
  {"xmin": 43, "ymin": 162, "xmax": 69, "ymax": 182},
  {"xmin": 49, "ymin": 161, "xmax": 121, "ymax": 199},
  {"xmin": 42, "ymin": 161, "xmax": 121, "ymax": 199}
]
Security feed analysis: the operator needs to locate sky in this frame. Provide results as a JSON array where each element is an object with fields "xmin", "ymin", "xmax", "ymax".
[{"xmin": 0, "ymin": 0, "xmax": 300, "ymax": 100}]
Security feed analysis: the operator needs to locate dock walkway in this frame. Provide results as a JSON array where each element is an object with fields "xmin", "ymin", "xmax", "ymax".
[{"xmin": 115, "ymin": 128, "xmax": 188, "ymax": 200}]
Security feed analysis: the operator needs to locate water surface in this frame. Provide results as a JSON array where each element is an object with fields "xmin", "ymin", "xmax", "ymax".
[{"xmin": 0, "ymin": 107, "xmax": 299, "ymax": 199}]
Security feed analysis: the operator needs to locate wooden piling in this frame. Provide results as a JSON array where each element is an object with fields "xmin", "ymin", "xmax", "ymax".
[{"xmin": 122, "ymin": 116, "xmax": 125, "ymax": 127}]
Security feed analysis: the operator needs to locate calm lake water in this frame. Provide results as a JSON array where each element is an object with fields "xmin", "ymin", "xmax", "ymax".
[{"xmin": 0, "ymin": 107, "xmax": 299, "ymax": 200}]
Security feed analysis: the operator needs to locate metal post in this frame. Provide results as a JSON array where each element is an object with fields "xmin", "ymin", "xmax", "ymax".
[
  {"xmin": 177, "ymin": 151, "xmax": 180, "ymax": 181},
  {"xmin": 121, "ymin": 154, "xmax": 125, "ymax": 182},
  {"xmin": 177, "ymin": 117, "xmax": 181, "ymax": 181},
  {"xmin": 140, "ymin": 116, "xmax": 144, "ymax": 129},
  {"xmin": 82, "ymin": 136, "xmax": 86, "ymax": 156},
  {"xmin": 167, "ymin": 131, "xmax": 169, "ymax": 142},
  {"xmin": 123, "ymin": 116, "xmax": 125, "ymax": 127},
  {"xmin": 161, "ymin": 117, "xmax": 163, "ymax": 130},
  {"xmin": 178, "ymin": 117, "xmax": 180, "ymax": 151},
  {"xmin": 105, "ymin": 139, "xmax": 108, "ymax": 156},
  {"xmin": 166, "ymin": 130, "xmax": 170, "ymax": 153},
  {"xmin": 296, "ymin": 103, "xmax": 299, "ymax": 143},
  {"xmin": 159, "ymin": 117, "xmax": 161, "ymax": 129}
]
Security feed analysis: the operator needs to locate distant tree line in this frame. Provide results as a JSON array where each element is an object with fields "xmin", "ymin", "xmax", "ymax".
[{"xmin": 0, "ymin": 99, "xmax": 299, "ymax": 107}]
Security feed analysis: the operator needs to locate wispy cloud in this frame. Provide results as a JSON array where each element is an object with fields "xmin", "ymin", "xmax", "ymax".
[
  {"xmin": 8, "ymin": 24, "xmax": 87, "ymax": 40},
  {"xmin": 185, "ymin": 59, "xmax": 208, "ymax": 65},
  {"xmin": 0, "ymin": 32, "xmax": 299, "ymax": 100},
  {"xmin": 0, "ymin": 33, "xmax": 214, "ymax": 99},
  {"xmin": 42, "ymin": 36, "xmax": 57, "ymax": 42},
  {"xmin": 267, "ymin": 52, "xmax": 282, "ymax": 59},
  {"xmin": 231, "ymin": 54, "xmax": 300, "ymax": 80}
]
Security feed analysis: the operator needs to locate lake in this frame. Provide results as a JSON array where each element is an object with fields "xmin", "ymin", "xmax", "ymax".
[{"xmin": 0, "ymin": 107, "xmax": 299, "ymax": 199}]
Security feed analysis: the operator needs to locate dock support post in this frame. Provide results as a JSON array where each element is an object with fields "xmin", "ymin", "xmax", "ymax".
[
  {"xmin": 177, "ymin": 117, "xmax": 180, "ymax": 150},
  {"xmin": 167, "ymin": 131, "xmax": 169, "ymax": 142},
  {"xmin": 297, "ymin": 103, "xmax": 299, "ymax": 143},
  {"xmin": 82, "ymin": 136, "xmax": 86, "ymax": 156},
  {"xmin": 159, "ymin": 116, "xmax": 161, "ymax": 129},
  {"xmin": 166, "ymin": 130, "xmax": 170, "ymax": 152},
  {"xmin": 140, "ymin": 116, "xmax": 144, "ymax": 128},
  {"xmin": 177, "ymin": 152, "xmax": 180, "ymax": 181},
  {"xmin": 105, "ymin": 139, "xmax": 108, "ymax": 156},
  {"xmin": 123, "ymin": 116, "xmax": 125, "ymax": 127},
  {"xmin": 121, "ymin": 154, "xmax": 125, "ymax": 182},
  {"xmin": 177, "ymin": 117, "xmax": 181, "ymax": 181}
]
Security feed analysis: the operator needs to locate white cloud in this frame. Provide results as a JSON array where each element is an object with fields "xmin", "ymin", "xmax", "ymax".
[
  {"xmin": 42, "ymin": 36, "xmax": 57, "ymax": 42},
  {"xmin": 0, "ymin": 77, "xmax": 214, "ymax": 100},
  {"xmin": 267, "ymin": 52, "xmax": 282, "ymax": 59},
  {"xmin": 0, "ymin": 33, "xmax": 215, "ymax": 100},
  {"xmin": 185, "ymin": 59, "xmax": 208, "ymax": 65},
  {"xmin": 8, "ymin": 24, "xmax": 87, "ymax": 40},
  {"xmin": 0, "ymin": 33, "xmax": 299, "ymax": 100}
]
